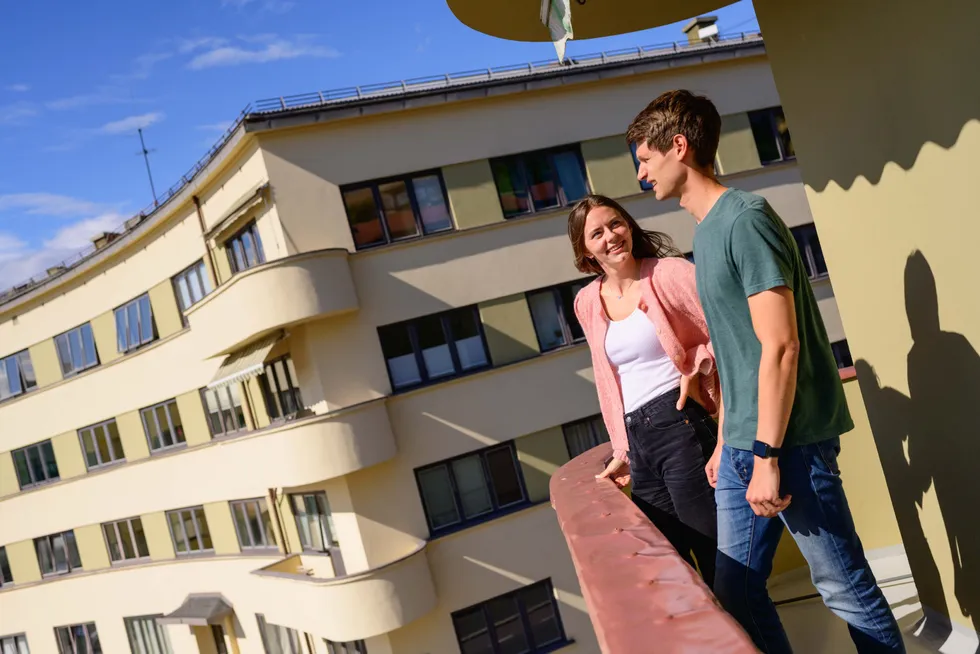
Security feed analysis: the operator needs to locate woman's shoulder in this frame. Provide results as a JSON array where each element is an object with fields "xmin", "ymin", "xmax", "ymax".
[{"xmin": 573, "ymin": 276, "xmax": 602, "ymax": 315}]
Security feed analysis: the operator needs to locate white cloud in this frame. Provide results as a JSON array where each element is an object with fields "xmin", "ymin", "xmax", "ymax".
[
  {"xmin": 99, "ymin": 112, "xmax": 165, "ymax": 135},
  {"xmin": 187, "ymin": 35, "xmax": 338, "ymax": 69},
  {"xmin": 0, "ymin": 193, "xmax": 111, "ymax": 217},
  {"xmin": 5, "ymin": 84, "xmax": 30, "ymax": 93},
  {"xmin": 221, "ymin": 0, "xmax": 295, "ymax": 13},
  {"xmin": 0, "ymin": 102, "xmax": 37, "ymax": 126},
  {"xmin": 176, "ymin": 36, "xmax": 230, "ymax": 54}
]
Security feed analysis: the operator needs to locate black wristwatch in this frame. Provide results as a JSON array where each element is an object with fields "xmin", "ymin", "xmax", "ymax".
[{"xmin": 752, "ymin": 441, "xmax": 782, "ymax": 459}]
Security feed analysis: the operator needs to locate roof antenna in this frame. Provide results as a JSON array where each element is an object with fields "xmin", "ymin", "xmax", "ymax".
[{"xmin": 137, "ymin": 127, "xmax": 159, "ymax": 207}]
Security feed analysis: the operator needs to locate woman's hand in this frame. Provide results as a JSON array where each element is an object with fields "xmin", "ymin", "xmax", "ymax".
[
  {"xmin": 676, "ymin": 373, "xmax": 706, "ymax": 410},
  {"xmin": 596, "ymin": 457, "xmax": 630, "ymax": 488}
]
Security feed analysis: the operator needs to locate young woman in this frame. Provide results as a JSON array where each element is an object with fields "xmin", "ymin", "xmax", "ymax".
[{"xmin": 569, "ymin": 194, "xmax": 720, "ymax": 584}]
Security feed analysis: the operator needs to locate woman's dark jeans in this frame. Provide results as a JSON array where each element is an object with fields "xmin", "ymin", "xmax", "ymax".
[{"xmin": 624, "ymin": 386, "xmax": 719, "ymax": 586}]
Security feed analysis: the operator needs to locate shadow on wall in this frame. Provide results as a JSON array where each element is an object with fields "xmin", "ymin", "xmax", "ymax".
[
  {"xmin": 754, "ymin": 0, "xmax": 980, "ymax": 191},
  {"xmin": 856, "ymin": 251, "xmax": 980, "ymax": 648}
]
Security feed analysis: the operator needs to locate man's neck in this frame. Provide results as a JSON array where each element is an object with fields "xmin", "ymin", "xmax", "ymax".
[{"xmin": 679, "ymin": 173, "xmax": 729, "ymax": 223}]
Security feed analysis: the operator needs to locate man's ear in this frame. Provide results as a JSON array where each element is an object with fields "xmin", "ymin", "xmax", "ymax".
[{"xmin": 673, "ymin": 133, "xmax": 688, "ymax": 159}]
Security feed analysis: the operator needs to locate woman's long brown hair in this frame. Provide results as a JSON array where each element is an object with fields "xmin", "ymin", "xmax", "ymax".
[{"xmin": 567, "ymin": 194, "xmax": 681, "ymax": 275}]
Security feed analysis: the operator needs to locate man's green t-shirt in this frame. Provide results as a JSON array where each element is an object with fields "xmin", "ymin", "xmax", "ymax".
[{"xmin": 693, "ymin": 188, "xmax": 853, "ymax": 451}]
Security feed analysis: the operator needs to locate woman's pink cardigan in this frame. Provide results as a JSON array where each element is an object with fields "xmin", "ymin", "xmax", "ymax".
[{"xmin": 573, "ymin": 257, "xmax": 719, "ymax": 464}]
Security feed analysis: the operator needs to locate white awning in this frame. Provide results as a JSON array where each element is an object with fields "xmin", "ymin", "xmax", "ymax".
[
  {"xmin": 207, "ymin": 332, "xmax": 282, "ymax": 390},
  {"xmin": 157, "ymin": 593, "xmax": 234, "ymax": 626}
]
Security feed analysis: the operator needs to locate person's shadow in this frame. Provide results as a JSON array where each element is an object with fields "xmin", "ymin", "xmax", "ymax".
[{"xmin": 856, "ymin": 250, "xmax": 980, "ymax": 650}]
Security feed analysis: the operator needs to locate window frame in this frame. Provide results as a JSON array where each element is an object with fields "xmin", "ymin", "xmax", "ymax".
[
  {"xmin": 230, "ymin": 498, "xmax": 278, "ymax": 551},
  {"xmin": 35, "ymin": 530, "xmax": 82, "ymax": 577},
  {"xmin": 140, "ymin": 399, "xmax": 186, "ymax": 454},
  {"xmin": 378, "ymin": 306, "xmax": 491, "ymax": 392},
  {"xmin": 0, "ymin": 546, "xmax": 13, "ymax": 586},
  {"xmin": 258, "ymin": 356, "xmax": 303, "ymax": 423},
  {"xmin": 165, "ymin": 506, "xmax": 213, "ymax": 556},
  {"xmin": 0, "ymin": 349, "xmax": 37, "ymax": 402},
  {"xmin": 748, "ymin": 106, "xmax": 795, "ymax": 165},
  {"xmin": 526, "ymin": 278, "xmax": 590, "ymax": 353},
  {"xmin": 0, "ymin": 634, "xmax": 29, "ymax": 654},
  {"xmin": 562, "ymin": 415, "xmax": 611, "ymax": 459},
  {"xmin": 341, "ymin": 169, "xmax": 454, "ymax": 250},
  {"xmin": 102, "ymin": 516, "xmax": 150, "ymax": 564},
  {"xmin": 225, "ymin": 221, "xmax": 265, "ymax": 275},
  {"xmin": 54, "ymin": 322, "xmax": 100, "ymax": 377},
  {"xmin": 489, "ymin": 145, "xmax": 590, "ymax": 219},
  {"xmin": 11, "ymin": 440, "xmax": 59, "ymax": 490},
  {"xmin": 415, "ymin": 441, "xmax": 529, "ymax": 536},
  {"xmin": 124, "ymin": 615, "xmax": 173, "ymax": 654},
  {"xmin": 255, "ymin": 615, "xmax": 302, "ymax": 654},
  {"xmin": 288, "ymin": 491, "xmax": 338, "ymax": 554},
  {"xmin": 200, "ymin": 385, "xmax": 247, "ymax": 437},
  {"xmin": 114, "ymin": 293, "xmax": 156, "ymax": 354},
  {"xmin": 832, "ymin": 339, "xmax": 854, "ymax": 370},
  {"xmin": 790, "ymin": 223, "xmax": 829, "ymax": 281},
  {"xmin": 77, "ymin": 418, "xmax": 125, "ymax": 470},
  {"xmin": 172, "ymin": 259, "xmax": 213, "ymax": 317},
  {"xmin": 451, "ymin": 579, "xmax": 569, "ymax": 654},
  {"xmin": 54, "ymin": 623, "xmax": 101, "ymax": 654},
  {"xmin": 325, "ymin": 640, "xmax": 367, "ymax": 654}
]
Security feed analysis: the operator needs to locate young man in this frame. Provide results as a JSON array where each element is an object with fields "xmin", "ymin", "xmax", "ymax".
[{"xmin": 627, "ymin": 90, "xmax": 905, "ymax": 653}]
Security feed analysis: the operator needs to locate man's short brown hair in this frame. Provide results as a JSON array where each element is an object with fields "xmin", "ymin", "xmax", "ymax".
[{"xmin": 626, "ymin": 90, "xmax": 721, "ymax": 169}]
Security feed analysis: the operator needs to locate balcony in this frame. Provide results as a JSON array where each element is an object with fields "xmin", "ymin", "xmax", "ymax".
[
  {"xmin": 251, "ymin": 540, "xmax": 437, "ymax": 642},
  {"xmin": 0, "ymin": 398, "xmax": 396, "ymax": 543},
  {"xmin": 186, "ymin": 249, "xmax": 358, "ymax": 358},
  {"xmin": 550, "ymin": 373, "xmax": 968, "ymax": 653}
]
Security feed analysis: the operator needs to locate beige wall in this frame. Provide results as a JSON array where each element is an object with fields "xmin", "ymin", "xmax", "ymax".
[
  {"xmin": 143, "ymin": 511, "xmax": 176, "ymax": 561},
  {"xmin": 515, "ymin": 426, "xmax": 571, "ymax": 503},
  {"xmin": 74, "ymin": 524, "xmax": 110, "ymax": 572},
  {"xmin": 580, "ymin": 135, "xmax": 641, "ymax": 199},
  {"xmin": 443, "ymin": 159, "xmax": 505, "ymax": 229},
  {"xmin": 203, "ymin": 502, "xmax": 241, "ymax": 556},
  {"xmin": 28, "ymin": 339, "xmax": 62, "ymax": 388},
  {"xmin": 5, "ymin": 539, "xmax": 41, "ymax": 584},
  {"xmin": 754, "ymin": 0, "xmax": 979, "ymax": 630},
  {"xmin": 716, "ymin": 112, "xmax": 763, "ymax": 175},
  {"xmin": 148, "ymin": 279, "xmax": 184, "ymax": 340},
  {"xmin": 117, "ymin": 409, "xmax": 151, "ymax": 462},
  {"xmin": 197, "ymin": 140, "xmax": 269, "ymax": 232},
  {"xmin": 90, "ymin": 309, "xmax": 121, "ymax": 365},
  {"xmin": 0, "ymin": 452, "xmax": 18, "ymax": 497},
  {"xmin": 478, "ymin": 294, "xmax": 540, "ymax": 366},
  {"xmin": 50, "ymin": 431, "xmax": 87, "ymax": 480}
]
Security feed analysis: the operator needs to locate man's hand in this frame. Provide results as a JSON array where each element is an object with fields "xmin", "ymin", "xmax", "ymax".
[
  {"xmin": 705, "ymin": 441, "xmax": 723, "ymax": 488},
  {"xmin": 596, "ymin": 457, "xmax": 630, "ymax": 488},
  {"xmin": 745, "ymin": 458, "xmax": 791, "ymax": 517}
]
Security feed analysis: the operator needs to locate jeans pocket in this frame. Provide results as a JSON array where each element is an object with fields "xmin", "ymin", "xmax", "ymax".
[
  {"xmin": 815, "ymin": 438, "xmax": 842, "ymax": 477},
  {"xmin": 726, "ymin": 446, "xmax": 754, "ymax": 484}
]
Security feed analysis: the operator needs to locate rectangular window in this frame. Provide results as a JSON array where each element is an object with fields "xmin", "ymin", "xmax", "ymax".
[
  {"xmin": 54, "ymin": 323, "xmax": 99, "ymax": 377},
  {"xmin": 378, "ymin": 307, "xmax": 489, "ymax": 391},
  {"xmin": 231, "ymin": 498, "xmax": 277, "ymax": 550},
  {"xmin": 527, "ymin": 279, "xmax": 589, "ymax": 352},
  {"xmin": 54, "ymin": 624, "xmax": 101, "ymax": 654},
  {"xmin": 325, "ymin": 640, "xmax": 367, "ymax": 654},
  {"xmin": 226, "ymin": 222, "xmax": 265, "ymax": 274},
  {"xmin": 791, "ymin": 223, "xmax": 828, "ymax": 280},
  {"xmin": 114, "ymin": 294, "xmax": 156, "ymax": 353},
  {"xmin": 0, "ymin": 546, "xmax": 13, "ymax": 586},
  {"xmin": 749, "ymin": 106, "xmax": 795, "ymax": 165},
  {"xmin": 629, "ymin": 142, "xmax": 655, "ymax": 192},
  {"xmin": 563, "ymin": 415, "xmax": 611, "ymax": 459},
  {"xmin": 289, "ymin": 492, "xmax": 337, "ymax": 553},
  {"xmin": 0, "ymin": 350, "xmax": 36, "ymax": 401},
  {"xmin": 256, "ymin": 615, "xmax": 301, "ymax": 654},
  {"xmin": 0, "ymin": 634, "xmax": 29, "ymax": 654},
  {"xmin": 452, "ymin": 579, "xmax": 567, "ymax": 654},
  {"xmin": 416, "ymin": 442, "xmax": 527, "ymax": 534},
  {"xmin": 12, "ymin": 440, "xmax": 59, "ymax": 490},
  {"xmin": 78, "ymin": 419, "xmax": 125, "ymax": 470},
  {"xmin": 166, "ymin": 506, "xmax": 213, "ymax": 555},
  {"xmin": 258, "ymin": 356, "xmax": 303, "ymax": 422},
  {"xmin": 173, "ymin": 260, "xmax": 213, "ymax": 315},
  {"xmin": 140, "ymin": 399, "xmax": 186, "ymax": 453},
  {"xmin": 35, "ymin": 530, "xmax": 82, "ymax": 577},
  {"xmin": 490, "ymin": 146, "xmax": 589, "ymax": 218},
  {"xmin": 342, "ymin": 171, "xmax": 453, "ymax": 249},
  {"xmin": 201, "ymin": 385, "xmax": 247, "ymax": 436},
  {"xmin": 124, "ymin": 615, "xmax": 172, "ymax": 654},
  {"xmin": 832, "ymin": 340, "xmax": 854, "ymax": 370},
  {"xmin": 103, "ymin": 517, "xmax": 150, "ymax": 563}
]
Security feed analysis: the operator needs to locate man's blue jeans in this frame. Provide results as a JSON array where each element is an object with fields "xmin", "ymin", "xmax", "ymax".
[{"xmin": 714, "ymin": 438, "xmax": 905, "ymax": 653}]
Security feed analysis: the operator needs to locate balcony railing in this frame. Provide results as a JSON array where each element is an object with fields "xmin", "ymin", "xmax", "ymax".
[{"xmin": 550, "ymin": 444, "xmax": 757, "ymax": 654}]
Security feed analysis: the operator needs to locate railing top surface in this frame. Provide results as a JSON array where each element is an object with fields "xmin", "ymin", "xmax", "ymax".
[
  {"xmin": 550, "ymin": 445, "xmax": 757, "ymax": 654},
  {"xmin": 0, "ymin": 32, "xmax": 763, "ymax": 308}
]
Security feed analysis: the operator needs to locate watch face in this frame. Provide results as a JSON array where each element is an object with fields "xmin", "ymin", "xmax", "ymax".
[{"xmin": 753, "ymin": 441, "xmax": 769, "ymax": 458}]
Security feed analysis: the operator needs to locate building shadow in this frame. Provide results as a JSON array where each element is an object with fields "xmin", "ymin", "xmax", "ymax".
[{"xmin": 856, "ymin": 250, "xmax": 980, "ymax": 650}]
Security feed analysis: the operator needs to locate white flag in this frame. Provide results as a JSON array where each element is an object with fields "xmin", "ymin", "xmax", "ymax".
[{"xmin": 540, "ymin": 0, "xmax": 574, "ymax": 61}]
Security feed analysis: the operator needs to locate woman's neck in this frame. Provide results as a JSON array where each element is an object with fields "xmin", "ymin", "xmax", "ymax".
[{"xmin": 603, "ymin": 257, "xmax": 641, "ymax": 287}]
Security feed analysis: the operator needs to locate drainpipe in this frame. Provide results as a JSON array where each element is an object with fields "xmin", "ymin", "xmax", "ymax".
[
  {"xmin": 269, "ymin": 487, "xmax": 291, "ymax": 554},
  {"xmin": 192, "ymin": 195, "xmax": 219, "ymax": 287}
]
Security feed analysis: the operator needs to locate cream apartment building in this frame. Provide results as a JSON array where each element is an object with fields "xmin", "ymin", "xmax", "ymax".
[{"xmin": 0, "ymin": 32, "xmax": 851, "ymax": 654}]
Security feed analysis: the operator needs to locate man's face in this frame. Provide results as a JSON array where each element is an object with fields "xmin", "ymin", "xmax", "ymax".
[{"xmin": 635, "ymin": 140, "xmax": 685, "ymax": 201}]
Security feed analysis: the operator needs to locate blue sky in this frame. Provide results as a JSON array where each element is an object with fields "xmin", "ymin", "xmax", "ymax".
[{"xmin": 0, "ymin": 0, "xmax": 757, "ymax": 288}]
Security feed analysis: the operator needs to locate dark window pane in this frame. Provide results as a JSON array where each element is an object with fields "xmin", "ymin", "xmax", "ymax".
[
  {"xmin": 451, "ymin": 455, "xmax": 493, "ymax": 519},
  {"xmin": 749, "ymin": 110, "xmax": 781, "ymax": 164},
  {"xmin": 127, "ymin": 302, "xmax": 140, "ymax": 347},
  {"xmin": 379, "ymin": 325, "xmax": 420, "ymax": 388},
  {"xmin": 41, "ymin": 441, "xmax": 58, "ymax": 479},
  {"xmin": 453, "ymin": 609, "xmax": 494, "ymax": 654},
  {"xmin": 772, "ymin": 107, "xmax": 795, "ymax": 158},
  {"xmin": 69, "ymin": 329, "xmax": 84, "ymax": 371},
  {"xmin": 552, "ymin": 150, "xmax": 588, "ymax": 204},
  {"xmin": 416, "ymin": 315, "xmax": 453, "ymax": 379},
  {"xmin": 524, "ymin": 152, "xmax": 559, "ymax": 211},
  {"xmin": 378, "ymin": 180, "xmax": 419, "ymax": 240},
  {"xmin": 0, "ymin": 546, "xmax": 13, "ymax": 584},
  {"xmin": 65, "ymin": 530, "xmax": 82, "ymax": 568},
  {"xmin": 486, "ymin": 595, "xmax": 530, "ymax": 654},
  {"xmin": 56, "ymin": 334, "xmax": 73, "ymax": 374},
  {"xmin": 27, "ymin": 445, "xmax": 45, "ymax": 483},
  {"xmin": 133, "ymin": 518, "xmax": 150, "ymax": 558},
  {"xmin": 832, "ymin": 340, "xmax": 854, "ymax": 369},
  {"xmin": 116, "ymin": 308, "xmax": 128, "ymax": 352},
  {"xmin": 138, "ymin": 295, "xmax": 154, "ymax": 343},
  {"xmin": 528, "ymin": 291, "xmax": 566, "ymax": 351},
  {"xmin": 344, "ymin": 188, "xmax": 386, "ymax": 248},
  {"xmin": 522, "ymin": 584, "xmax": 562, "ymax": 648},
  {"xmin": 413, "ymin": 175, "xmax": 453, "ymax": 233},
  {"xmin": 13, "ymin": 450, "xmax": 32, "ymax": 487},
  {"xmin": 82, "ymin": 429, "xmax": 99, "ymax": 467},
  {"xmin": 16, "ymin": 351, "xmax": 35, "ymax": 390},
  {"xmin": 105, "ymin": 523, "xmax": 122, "ymax": 561},
  {"xmin": 491, "ymin": 159, "xmax": 530, "ymax": 217},
  {"xmin": 81, "ymin": 323, "xmax": 98, "ymax": 367},
  {"xmin": 486, "ymin": 447, "xmax": 524, "ymax": 507},
  {"xmin": 119, "ymin": 521, "xmax": 136, "ymax": 559},
  {"xmin": 449, "ymin": 310, "xmax": 487, "ymax": 370},
  {"xmin": 417, "ymin": 465, "xmax": 460, "ymax": 529}
]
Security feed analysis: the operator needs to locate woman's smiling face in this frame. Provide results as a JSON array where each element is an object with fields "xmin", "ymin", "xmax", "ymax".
[{"xmin": 583, "ymin": 205, "xmax": 633, "ymax": 271}]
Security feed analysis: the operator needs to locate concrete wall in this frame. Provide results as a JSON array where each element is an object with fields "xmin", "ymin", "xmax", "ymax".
[
  {"xmin": 716, "ymin": 112, "xmax": 763, "ymax": 175},
  {"xmin": 580, "ymin": 135, "xmax": 641, "ymax": 199},
  {"xmin": 478, "ymin": 294, "xmax": 541, "ymax": 366},
  {"xmin": 443, "ymin": 160, "xmax": 505, "ymax": 229},
  {"xmin": 754, "ymin": 0, "xmax": 979, "ymax": 631}
]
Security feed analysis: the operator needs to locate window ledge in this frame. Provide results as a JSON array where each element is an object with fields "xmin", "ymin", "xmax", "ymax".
[
  {"xmin": 428, "ymin": 499, "xmax": 551, "ymax": 542},
  {"xmin": 535, "ymin": 639, "xmax": 576, "ymax": 654}
]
